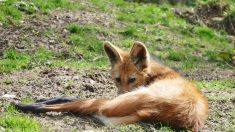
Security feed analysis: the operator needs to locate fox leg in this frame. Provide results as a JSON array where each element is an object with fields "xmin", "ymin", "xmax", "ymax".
[
  {"xmin": 13, "ymin": 96, "xmax": 79, "ymax": 113},
  {"xmin": 13, "ymin": 97, "xmax": 106, "ymax": 113},
  {"xmin": 14, "ymin": 89, "xmax": 153, "ymax": 125},
  {"xmin": 40, "ymin": 91, "xmax": 149, "ymax": 115},
  {"xmin": 34, "ymin": 96, "xmax": 79, "ymax": 105},
  {"xmin": 40, "ymin": 91, "xmax": 150, "ymax": 125}
]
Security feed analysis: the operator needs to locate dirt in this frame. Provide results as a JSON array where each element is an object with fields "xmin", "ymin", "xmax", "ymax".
[
  {"xmin": 0, "ymin": 68, "xmax": 117, "ymax": 131},
  {"xmin": 0, "ymin": 2, "xmax": 234, "ymax": 131},
  {"xmin": 183, "ymin": 66, "xmax": 235, "ymax": 81},
  {"xmin": 0, "ymin": 67, "xmax": 234, "ymax": 131},
  {"xmin": 0, "ymin": 7, "xmax": 123, "ymax": 56}
]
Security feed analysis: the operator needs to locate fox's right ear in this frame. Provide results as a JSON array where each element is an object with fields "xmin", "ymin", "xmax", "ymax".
[
  {"xmin": 130, "ymin": 41, "xmax": 150, "ymax": 70},
  {"xmin": 104, "ymin": 41, "xmax": 122, "ymax": 67}
]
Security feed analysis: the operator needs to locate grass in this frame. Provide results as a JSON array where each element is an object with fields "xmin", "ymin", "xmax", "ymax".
[
  {"xmin": 0, "ymin": 105, "xmax": 41, "ymax": 132},
  {"xmin": 67, "ymin": 24, "xmax": 105, "ymax": 60},
  {"xmin": 107, "ymin": 0, "xmax": 233, "ymax": 70},
  {"xmin": 0, "ymin": 0, "xmax": 22, "ymax": 25},
  {"xmin": 0, "ymin": 48, "xmax": 108, "ymax": 73},
  {"xmin": 196, "ymin": 80, "xmax": 235, "ymax": 132},
  {"xmin": 196, "ymin": 80, "xmax": 235, "ymax": 91},
  {"xmin": 0, "ymin": 0, "xmax": 84, "ymax": 25},
  {"xmin": 0, "ymin": 0, "xmax": 235, "ymax": 131},
  {"xmin": 0, "ymin": 0, "xmax": 234, "ymax": 72},
  {"xmin": 0, "ymin": 48, "xmax": 54, "ymax": 73}
]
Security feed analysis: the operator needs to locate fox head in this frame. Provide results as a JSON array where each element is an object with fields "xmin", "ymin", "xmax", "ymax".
[{"xmin": 104, "ymin": 41, "xmax": 150, "ymax": 93}]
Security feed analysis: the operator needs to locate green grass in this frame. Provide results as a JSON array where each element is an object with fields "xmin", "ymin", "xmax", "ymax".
[
  {"xmin": 88, "ymin": 0, "xmax": 233, "ymax": 70},
  {"xmin": 0, "ymin": 47, "xmax": 108, "ymax": 73},
  {"xmin": 67, "ymin": 24, "xmax": 107, "ymax": 60},
  {"xmin": 196, "ymin": 80, "xmax": 235, "ymax": 91},
  {"xmin": 108, "ymin": 123, "xmax": 174, "ymax": 132},
  {"xmin": 0, "ymin": 105, "xmax": 41, "ymax": 132},
  {"xmin": 0, "ymin": 48, "xmax": 55, "ymax": 73},
  {"xmin": 0, "ymin": 0, "xmax": 234, "ymax": 131},
  {"xmin": 0, "ymin": 0, "xmax": 22, "ymax": 25},
  {"xmin": 197, "ymin": 80, "xmax": 235, "ymax": 102},
  {"xmin": 20, "ymin": 97, "xmax": 34, "ymax": 104},
  {"xmin": 0, "ymin": 0, "xmax": 234, "ymax": 72},
  {"xmin": 0, "ymin": 0, "xmax": 84, "ymax": 25},
  {"xmin": 196, "ymin": 80, "xmax": 235, "ymax": 131}
]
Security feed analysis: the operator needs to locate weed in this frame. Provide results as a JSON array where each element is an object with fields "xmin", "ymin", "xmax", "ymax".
[
  {"xmin": 194, "ymin": 27, "xmax": 215, "ymax": 40},
  {"xmin": 67, "ymin": 24, "xmax": 105, "ymax": 61},
  {"xmin": 0, "ymin": 48, "xmax": 56, "ymax": 73},
  {"xmin": 20, "ymin": 97, "xmax": 34, "ymax": 104},
  {"xmin": 0, "ymin": 0, "xmax": 22, "ymax": 25},
  {"xmin": 0, "ymin": 105, "xmax": 40, "ymax": 131},
  {"xmin": 120, "ymin": 26, "xmax": 138, "ymax": 37},
  {"xmin": 196, "ymin": 80, "xmax": 234, "ymax": 91},
  {"xmin": 0, "ymin": 0, "xmax": 83, "ymax": 25},
  {"xmin": 167, "ymin": 50, "xmax": 187, "ymax": 61}
]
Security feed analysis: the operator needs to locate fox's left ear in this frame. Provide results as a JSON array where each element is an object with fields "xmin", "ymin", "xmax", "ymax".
[{"xmin": 130, "ymin": 41, "xmax": 150, "ymax": 70}]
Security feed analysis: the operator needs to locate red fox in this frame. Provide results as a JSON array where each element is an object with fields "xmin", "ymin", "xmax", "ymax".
[{"xmin": 14, "ymin": 41, "xmax": 208, "ymax": 132}]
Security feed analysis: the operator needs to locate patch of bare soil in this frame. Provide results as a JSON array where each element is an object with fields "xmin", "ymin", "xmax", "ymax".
[
  {"xmin": 203, "ymin": 92, "xmax": 235, "ymax": 131},
  {"xmin": 183, "ymin": 67, "xmax": 235, "ymax": 81},
  {"xmin": 0, "ymin": 68, "xmax": 117, "ymax": 131},
  {"xmin": 0, "ymin": 68, "xmax": 234, "ymax": 131}
]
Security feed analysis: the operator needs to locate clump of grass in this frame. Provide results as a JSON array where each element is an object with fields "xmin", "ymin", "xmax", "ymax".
[
  {"xmin": 120, "ymin": 26, "xmax": 138, "ymax": 37},
  {"xmin": 0, "ymin": 105, "xmax": 41, "ymax": 132},
  {"xmin": 194, "ymin": 27, "xmax": 215, "ymax": 40},
  {"xmin": 67, "ymin": 24, "xmax": 105, "ymax": 61},
  {"xmin": 67, "ymin": 24, "xmax": 94, "ymax": 34},
  {"xmin": 0, "ymin": 0, "xmax": 22, "ymax": 25},
  {"xmin": 167, "ymin": 50, "xmax": 187, "ymax": 61},
  {"xmin": 32, "ymin": 0, "xmax": 77, "ymax": 12},
  {"xmin": 0, "ymin": 49, "xmax": 30, "ymax": 73},
  {"xmin": 0, "ymin": 0, "xmax": 83, "ymax": 25},
  {"xmin": 205, "ymin": 50, "xmax": 220, "ymax": 61},
  {"xmin": 0, "ymin": 48, "xmax": 56, "ymax": 73},
  {"xmin": 20, "ymin": 97, "xmax": 34, "ymax": 104},
  {"xmin": 0, "ymin": 46, "xmax": 109, "ymax": 73},
  {"xmin": 196, "ymin": 80, "xmax": 235, "ymax": 91},
  {"xmin": 117, "ymin": 4, "xmax": 165, "ymax": 24}
]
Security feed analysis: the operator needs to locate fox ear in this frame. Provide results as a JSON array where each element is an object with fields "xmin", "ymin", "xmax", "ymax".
[
  {"xmin": 130, "ymin": 41, "xmax": 150, "ymax": 70},
  {"xmin": 104, "ymin": 41, "xmax": 122, "ymax": 67}
]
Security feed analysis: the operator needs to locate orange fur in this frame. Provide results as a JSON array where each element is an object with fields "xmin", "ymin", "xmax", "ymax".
[{"xmin": 42, "ymin": 41, "xmax": 208, "ymax": 132}]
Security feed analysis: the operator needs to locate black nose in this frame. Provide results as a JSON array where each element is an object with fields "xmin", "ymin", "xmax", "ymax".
[{"xmin": 117, "ymin": 89, "xmax": 124, "ymax": 94}]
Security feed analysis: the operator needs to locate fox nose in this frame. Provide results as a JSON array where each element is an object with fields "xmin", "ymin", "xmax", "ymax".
[
  {"xmin": 118, "ymin": 85, "xmax": 130, "ymax": 94},
  {"xmin": 117, "ymin": 90, "xmax": 123, "ymax": 94}
]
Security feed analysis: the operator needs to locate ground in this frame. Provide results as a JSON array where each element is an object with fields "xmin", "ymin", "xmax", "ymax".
[{"xmin": 0, "ymin": 0, "xmax": 235, "ymax": 131}]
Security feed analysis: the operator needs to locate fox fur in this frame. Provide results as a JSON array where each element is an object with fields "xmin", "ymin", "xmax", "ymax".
[{"xmin": 14, "ymin": 41, "xmax": 209, "ymax": 132}]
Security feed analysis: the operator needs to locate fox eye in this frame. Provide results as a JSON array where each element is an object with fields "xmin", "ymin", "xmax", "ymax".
[
  {"xmin": 115, "ymin": 77, "xmax": 121, "ymax": 83},
  {"xmin": 128, "ymin": 78, "xmax": 136, "ymax": 84}
]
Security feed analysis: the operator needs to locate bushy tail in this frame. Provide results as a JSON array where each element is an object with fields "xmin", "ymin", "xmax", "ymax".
[{"xmin": 188, "ymin": 98, "xmax": 208, "ymax": 132}]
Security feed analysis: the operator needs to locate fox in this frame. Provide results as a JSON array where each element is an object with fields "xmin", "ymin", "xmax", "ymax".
[{"xmin": 13, "ymin": 41, "xmax": 209, "ymax": 132}]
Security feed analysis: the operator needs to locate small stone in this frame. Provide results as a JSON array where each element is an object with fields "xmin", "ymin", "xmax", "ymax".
[
  {"xmin": 49, "ymin": 39, "xmax": 56, "ymax": 44},
  {"xmin": 45, "ymin": 61, "xmax": 52, "ymax": 66},
  {"xmin": 231, "ymin": 98, "xmax": 235, "ymax": 105},
  {"xmin": 89, "ymin": 79, "xmax": 96, "ymax": 85},
  {"xmin": 1, "ymin": 94, "xmax": 16, "ymax": 98},
  {"xmin": 211, "ymin": 17, "xmax": 224, "ymax": 22},
  {"xmin": 232, "ymin": 60, "xmax": 235, "ymax": 67},
  {"xmin": 0, "ymin": 126, "xmax": 5, "ymax": 131}
]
